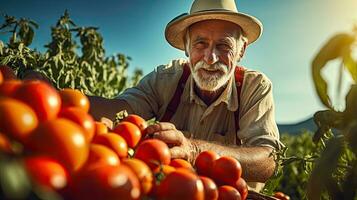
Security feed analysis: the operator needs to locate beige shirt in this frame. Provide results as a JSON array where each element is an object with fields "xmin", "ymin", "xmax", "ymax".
[{"xmin": 118, "ymin": 59, "xmax": 283, "ymax": 190}]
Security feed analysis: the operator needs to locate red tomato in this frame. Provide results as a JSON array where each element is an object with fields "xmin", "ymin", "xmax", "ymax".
[
  {"xmin": 59, "ymin": 88, "xmax": 90, "ymax": 113},
  {"xmin": 153, "ymin": 164, "xmax": 176, "ymax": 177},
  {"xmin": 0, "ymin": 98, "xmax": 38, "ymax": 143},
  {"xmin": 14, "ymin": 80, "xmax": 61, "ymax": 121},
  {"xmin": 71, "ymin": 165, "xmax": 141, "ymax": 200},
  {"xmin": 212, "ymin": 156, "xmax": 242, "ymax": 185},
  {"xmin": 134, "ymin": 139, "xmax": 171, "ymax": 170},
  {"xmin": 0, "ymin": 70, "xmax": 3, "ymax": 85},
  {"xmin": 218, "ymin": 185, "xmax": 241, "ymax": 200},
  {"xmin": 0, "ymin": 79, "xmax": 22, "ymax": 97},
  {"xmin": 158, "ymin": 169, "xmax": 204, "ymax": 200},
  {"xmin": 234, "ymin": 178, "xmax": 248, "ymax": 200},
  {"xmin": 92, "ymin": 132, "xmax": 128, "ymax": 159},
  {"xmin": 122, "ymin": 114, "xmax": 148, "ymax": 135},
  {"xmin": 94, "ymin": 121, "xmax": 108, "ymax": 136},
  {"xmin": 59, "ymin": 107, "xmax": 95, "ymax": 142},
  {"xmin": 0, "ymin": 65, "xmax": 17, "ymax": 80},
  {"xmin": 0, "ymin": 133, "xmax": 13, "ymax": 154},
  {"xmin": 194, "ymin": 150, "xmax": 220, "ymax": 177},
  {"xmin": 83, "ymin": 144, "xmax": 120, "ymax": 170},
  {"xmin": 122, "ymin": 158, "xmax": 153, "ymax": 195},
  {"xmin": 199, "ymin": 176, "xmax": 218, "ymax": 200},
  {"xmin": 274, "ymin": 192, "xmax": 290, "ymax": 200},
  {"xmin": 24, "ymin": 156, "xmax": 68, "ymax": 190},
  {"xmin": 112, "ymin": 122, "xmax": 141, "ymax": 148},
  {"xmin": 170, "ymin": 158, "xmax": 194, "ymax": 171},
  {"xmin": 27, "ymin": 118, "xmax": 89, "ymax": 172},
  {"xmin": 148, "ymin": 164, "xmax": 176, "ymax": 198}
]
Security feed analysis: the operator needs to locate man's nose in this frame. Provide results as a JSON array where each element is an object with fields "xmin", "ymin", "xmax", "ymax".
[{"xmin": 204, "ymin": 48, "xmax": 218, "ymax": 65}]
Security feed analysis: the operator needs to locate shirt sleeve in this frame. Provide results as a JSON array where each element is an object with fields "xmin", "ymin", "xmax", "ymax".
[
  {"xmin": 116, "ymin": 70, "xmax": 161, "ymax": 120},
  {"xmin": 238, "ymin": 71, "xmax": 284, "ymax": 150}
]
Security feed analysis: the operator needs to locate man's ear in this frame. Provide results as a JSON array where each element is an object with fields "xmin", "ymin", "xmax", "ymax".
[{"xmin": 239, "ymin": 40, "xmax": 247, "ymax": 59}]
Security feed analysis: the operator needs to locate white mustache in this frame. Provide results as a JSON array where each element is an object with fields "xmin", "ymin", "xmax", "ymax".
[{"xmin": 194, "ymin": 61, "xmax": 228, "ymax": 74}]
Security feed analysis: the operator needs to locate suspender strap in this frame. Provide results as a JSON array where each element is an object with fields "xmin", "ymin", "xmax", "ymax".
[
  {"xmin": 160, "ymin": 63, "xmax": 191, "ymax": 122},
  {"xmin": 234, "ymin": 66, "xmax": 245, "ymax": 145}
]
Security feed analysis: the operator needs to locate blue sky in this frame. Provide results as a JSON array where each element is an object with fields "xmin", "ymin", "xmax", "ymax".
[{"xmin": 1, "ymin": 0, "xmax": 357, "ymax": 124}]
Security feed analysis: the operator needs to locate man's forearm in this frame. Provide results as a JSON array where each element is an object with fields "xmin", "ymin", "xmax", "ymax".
[
  {"xmin": 88, "ymin": 96, "xmax": 133, "ymax": 121},
  {"xmin": 190, "ymin": 139, "xmax": 276, "ymax": 183}
]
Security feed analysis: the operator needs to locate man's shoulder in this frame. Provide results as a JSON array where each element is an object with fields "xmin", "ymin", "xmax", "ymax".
[
  {"xmin": 243, "ymin": 68, "xmax": 273, "ymax": 88},
  {"xmin": 154, "ymin": 58, "xmax": 188, "ymax": 75}
]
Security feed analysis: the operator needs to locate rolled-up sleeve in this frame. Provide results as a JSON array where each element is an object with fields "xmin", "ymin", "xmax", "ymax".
[{"xmin": 238, "ymin": 71, "xmax": 284, "ymax": 150}]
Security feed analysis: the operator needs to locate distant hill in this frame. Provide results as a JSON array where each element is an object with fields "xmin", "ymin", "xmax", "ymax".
[{"xmin": 277, "ymin": 117, "xmax": 317, "ymax": 135}]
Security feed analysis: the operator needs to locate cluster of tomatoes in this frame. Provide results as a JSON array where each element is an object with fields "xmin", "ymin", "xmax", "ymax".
[{"xmin": 0, "ymin": 68, "xmax": 250, "ymax": 200}]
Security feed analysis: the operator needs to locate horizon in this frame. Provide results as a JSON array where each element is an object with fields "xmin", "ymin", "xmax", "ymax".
[{"xmin": 1, "ymin": 0, "xmax": 356, "ymax": 124}]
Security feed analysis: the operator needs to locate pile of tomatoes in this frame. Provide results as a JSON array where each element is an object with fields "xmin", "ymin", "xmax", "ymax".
[{"xmin": 0, "ymin": 69, "xmax": 250, "ymax": 200}]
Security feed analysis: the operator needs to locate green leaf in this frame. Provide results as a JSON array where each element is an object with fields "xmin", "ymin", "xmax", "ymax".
[
  {"xmin": 0, "ymin": 158, "xmax": 31, "ymax": 199},
  {"xmin": 344, "ymin": 84, "xmax": 357, "ymax": 122},
  {"xmin": 341, "ymin": 160, "xmax": 357, "ymax": 199},
  {"xmin": 312, "ymin": 33, "xmax": 355, "ymax": 109},
  {"xmin": 346, "ymin": 121, "xmax": 357, "ymax": 155},
  {"xmin": 343, "ymin": 52, "xmax": 357, "ymax": 83},
  {"xmin": 28, "ymin": 20, "xmax": 39, "ymax": 29},
  {"xmin": 23, "ymin": 26, "xmax": 34, "ymax": 46},
  {"xmin": 306, "ymin": 136, "xmax": 344, "ymax": 200}
]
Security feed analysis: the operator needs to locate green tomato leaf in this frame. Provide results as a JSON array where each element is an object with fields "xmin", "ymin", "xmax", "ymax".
[
  {"xmin": 312, "ymin": 33, "xmax": 355, "ymax": 109},
  {"xmin": 307, "ymin": 136, "xmax": 344, "ymax": 200}
]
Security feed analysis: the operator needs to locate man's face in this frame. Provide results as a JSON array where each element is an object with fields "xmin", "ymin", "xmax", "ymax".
[{"xmin": 187, "ymin": 20, "xmax": 246, "ymax": 92}]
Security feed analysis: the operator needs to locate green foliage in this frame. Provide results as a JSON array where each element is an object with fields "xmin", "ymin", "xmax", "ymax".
[
  {"xmin": 0, "ymin": 11, "xmax": 142, "ymax": 98},
  {"xmin": 308, "ymin": 28, "xmax": 357, "ymax": 200},
  {"xmin": 263, "ymin": 28, "xmax": 357, "ymax": 200}
]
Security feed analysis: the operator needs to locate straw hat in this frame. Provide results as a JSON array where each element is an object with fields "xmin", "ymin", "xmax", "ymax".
[{"xmin": 165, "ymin": 0, "xmax": 263, "ymax": 50}]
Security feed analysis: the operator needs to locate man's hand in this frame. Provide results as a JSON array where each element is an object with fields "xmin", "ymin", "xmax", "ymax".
[{"xmin": 146, "ymin": 122, "xmax": 194, "ymax": 160}]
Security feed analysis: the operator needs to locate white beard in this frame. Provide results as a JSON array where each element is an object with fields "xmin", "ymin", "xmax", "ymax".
[{"xmin": 190, "ymin": 60, "xmax": 234, "ymax": 91}]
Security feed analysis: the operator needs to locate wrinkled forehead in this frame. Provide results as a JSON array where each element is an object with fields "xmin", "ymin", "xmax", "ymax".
[{"xmin": 188, "ymin": 19, "xmax": 243, "ymax": 39}]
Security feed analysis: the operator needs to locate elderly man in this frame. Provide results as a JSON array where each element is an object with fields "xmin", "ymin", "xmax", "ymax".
[{"xmin": 90, "ymin": 0, "xmax": 283, "ymax": 191}]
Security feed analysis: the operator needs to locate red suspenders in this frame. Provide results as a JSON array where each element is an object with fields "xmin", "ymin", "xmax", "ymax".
[
  {"xmin": 160, "ymin": 64, "xmax": 191, "ymax": 122},
  {"xmin": 161, "ymin": 63, "xmax": 245, "ymax": 145}
]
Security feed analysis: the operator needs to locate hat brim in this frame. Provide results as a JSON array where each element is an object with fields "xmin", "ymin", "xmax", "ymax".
[{"xmin": 165, "ymin": 10, "xmax": 263, "ymax": 50}]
